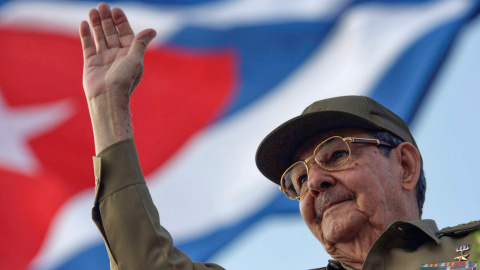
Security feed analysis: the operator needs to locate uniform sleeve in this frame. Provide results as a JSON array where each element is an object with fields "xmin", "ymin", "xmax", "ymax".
[{"xmin": 91, "ymin": 139, "xmax": 225, "ymax": 270}]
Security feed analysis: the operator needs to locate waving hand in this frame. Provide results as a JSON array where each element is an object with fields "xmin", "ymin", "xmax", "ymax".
[
  {"xmin": 80, "ymin": 3, "xmax": 156, "ymax": 101},
  {"xmin": 79, "ymin": 3, "xmax": 156, "ymax": 153}
]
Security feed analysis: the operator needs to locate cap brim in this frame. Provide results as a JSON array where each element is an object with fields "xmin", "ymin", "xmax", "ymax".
[{"xmin": 255, "ymin": 111, "xmax": 384, "ymax": 185}]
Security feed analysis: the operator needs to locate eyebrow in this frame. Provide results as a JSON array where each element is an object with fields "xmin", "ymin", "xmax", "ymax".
[
  {"xmin": 292, "ymin": 136, "xmax": 330, "ymax": 162},
  {"xmin": 322, "ymin": 137, "xmax": 336, "ymax": 146}
]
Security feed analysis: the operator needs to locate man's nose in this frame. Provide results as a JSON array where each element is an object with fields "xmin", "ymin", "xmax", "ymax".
[{"xmin": 307, "ymin": 163, "xmax": 336, "ymax": 198}]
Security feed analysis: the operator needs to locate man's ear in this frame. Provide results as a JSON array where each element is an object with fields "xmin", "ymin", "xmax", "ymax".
[{"xmin": 395, "ymin": 142, "xmax": 421, "ymax": 191}]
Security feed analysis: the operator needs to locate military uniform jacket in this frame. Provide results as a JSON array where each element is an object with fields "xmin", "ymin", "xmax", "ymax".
[{"xmin": 92, "ymin": 139, "xmax": 480, "ymax": 270}]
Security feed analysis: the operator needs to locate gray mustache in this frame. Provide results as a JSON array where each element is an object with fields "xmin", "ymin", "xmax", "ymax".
[{"xmin": 315, "ymin": 191, "xmax": 357, "ymax": 223}]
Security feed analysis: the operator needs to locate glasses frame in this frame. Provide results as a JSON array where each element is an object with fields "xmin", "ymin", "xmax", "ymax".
[{"xmin": 280, "ymin": 136, "xmax": 394, "ymax": 200}]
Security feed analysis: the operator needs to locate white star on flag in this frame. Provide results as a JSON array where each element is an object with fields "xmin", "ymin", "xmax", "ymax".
[{"xmin": 0, "ymin": 90, "xmax": 74, "ymax": 175}]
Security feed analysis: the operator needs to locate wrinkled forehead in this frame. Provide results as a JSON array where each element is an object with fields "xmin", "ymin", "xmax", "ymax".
[{"xmin": 294, "ymin": 128, "xmax": 373, "ymax": 161}]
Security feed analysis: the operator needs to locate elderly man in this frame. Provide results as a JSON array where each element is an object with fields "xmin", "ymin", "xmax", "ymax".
[{"xmin": 80, "ymin": 3, "xmax": 479, "ymax": 270}]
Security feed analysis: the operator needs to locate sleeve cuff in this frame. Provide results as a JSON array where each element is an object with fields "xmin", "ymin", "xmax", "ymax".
[{"xmin": 93, "ymin": 139, "xmax": 145, "ymax": 204}]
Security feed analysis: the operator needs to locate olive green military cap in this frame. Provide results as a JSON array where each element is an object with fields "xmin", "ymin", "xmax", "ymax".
[{"xmin": 255, "ymin": 95, "xmax": 419, "ymax": 185}]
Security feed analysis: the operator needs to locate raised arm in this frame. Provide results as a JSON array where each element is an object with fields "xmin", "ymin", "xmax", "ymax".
[
  {"xmin": 80, "ymin": 4, "xmax": 225, "ymax": 269},
  {"xmin": 80, "ymin": 2, "xmax": 156, "ymax": 154}
]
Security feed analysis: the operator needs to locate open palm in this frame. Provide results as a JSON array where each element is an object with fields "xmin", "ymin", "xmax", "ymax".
[{"xmin": 80, "ymin": 3, "xmax": 156, "ymax": 101}]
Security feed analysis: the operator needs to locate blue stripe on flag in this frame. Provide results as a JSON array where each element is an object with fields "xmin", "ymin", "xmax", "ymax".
[
  {"xmin": 167, "ymin": 21, "xmax": 336, "ymax": 119},
  {"xmin": 177, "ymin": 193, "xmax": 298, "ymax": 261},
  {"xmin": 370, "ymin": 1, "xmax": 480, "ymax": 122},
  {"xmin": 48, "ymin": 244, "xmax": 109, "ymax": 270},
  {"xmin": 48, "ymin": 194, "xmax": 298, "ymax": 269}
]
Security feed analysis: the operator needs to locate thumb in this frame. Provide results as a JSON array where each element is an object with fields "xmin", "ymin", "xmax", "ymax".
[{"xmin": 129, "ymin": 29, "xmax": 156, "ymax": 60}]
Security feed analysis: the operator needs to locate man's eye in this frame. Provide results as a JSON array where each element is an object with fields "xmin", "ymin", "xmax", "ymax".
[
  {"xmin": 325, "ymin": 150, "xmax": 349, "ymax": 166},
  {"xmin": 332, "ymin": 150, "xmax": 348, "ymax": 160},
  {"xmin": 298, "ymin": 174, "xmax": 308, "ymax": 184}
]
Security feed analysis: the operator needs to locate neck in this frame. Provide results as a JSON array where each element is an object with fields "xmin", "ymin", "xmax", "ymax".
[{"xmin": 321, "ymin": 221, "xmax": 387, "ymax": 270}]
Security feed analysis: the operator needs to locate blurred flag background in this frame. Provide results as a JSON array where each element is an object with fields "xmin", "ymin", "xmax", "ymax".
[{"xmin": 1, "ymin": 0, "xmax": 480, "ymax": 269}]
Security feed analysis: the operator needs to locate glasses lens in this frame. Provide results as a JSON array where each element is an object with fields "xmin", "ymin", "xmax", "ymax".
[
  {"xmin": 314, "ymin": 137, "xmax": 351, "ymax": 170},
  {"xmin": 282, "ymin": 162, "xmax": 309, "ymax": 199}
]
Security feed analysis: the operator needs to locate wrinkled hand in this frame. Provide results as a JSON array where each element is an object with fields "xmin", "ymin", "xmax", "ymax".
[
  {"xmin": 80, "ymin": 3, "xmax": 156, "ymax": 153},
  {"xmin": 79, "ymin": 3, "xmax": 156, "ymax": 102}
]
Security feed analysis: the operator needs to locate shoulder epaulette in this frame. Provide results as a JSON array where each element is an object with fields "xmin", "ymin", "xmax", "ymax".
[{"xmin": 437, "ymin": 220, "xmax": 480, "ymax": 236}]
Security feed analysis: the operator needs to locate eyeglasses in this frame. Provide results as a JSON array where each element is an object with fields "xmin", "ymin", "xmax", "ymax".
[{"xmin": 280, "ymin": 136, "xmax": 393, "ymax": 200}]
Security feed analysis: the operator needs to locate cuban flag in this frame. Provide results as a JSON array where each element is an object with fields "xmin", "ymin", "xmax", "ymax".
[{"xmin": 1, "ymin": 0, "xmax": 480, "ymax": 269}]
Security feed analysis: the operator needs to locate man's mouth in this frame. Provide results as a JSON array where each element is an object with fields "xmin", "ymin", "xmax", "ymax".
[
  {"xmin": 314, "ymin": 191, "xmax": 357, "ymax": 223},
  {"xmin": 322, "ymin": 199, "xmax": 348, "ymax": 214}
]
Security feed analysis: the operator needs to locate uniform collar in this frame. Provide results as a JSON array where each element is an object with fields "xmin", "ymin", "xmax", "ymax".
[
  {"xmin": 325, "ymin": 220, "xmax": 440, "ymax": 270},
  {"xmin": 369, "ymin": 219, "xmax": 440, "ymax": 252},
  {"xmin": 361, "ymin": 219, "xmax": 440, "ymax": 269},
  {"xmin": 403, "ymin": 219, "xmax": 440, "ymax": 244}
]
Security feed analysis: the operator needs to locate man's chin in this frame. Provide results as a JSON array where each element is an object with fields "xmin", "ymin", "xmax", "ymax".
[{"xmin": 320, "ymin": 212, "xmax": 366, "ymax": 244}]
